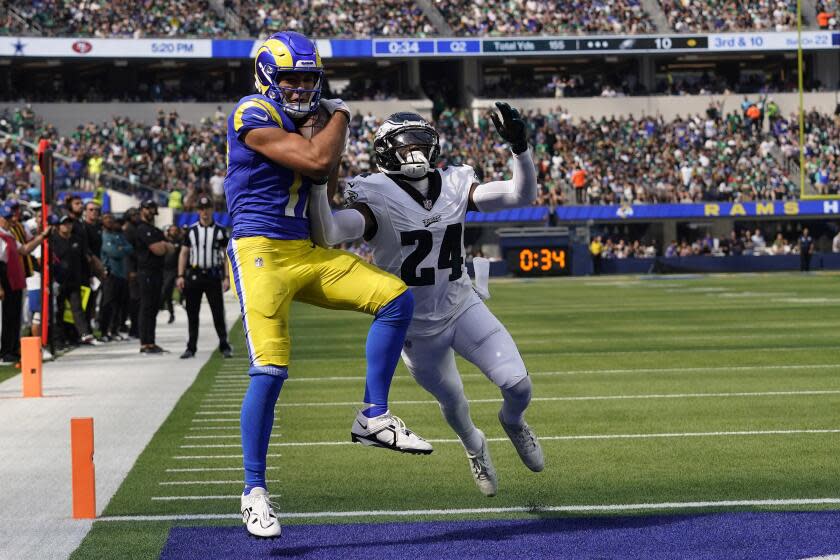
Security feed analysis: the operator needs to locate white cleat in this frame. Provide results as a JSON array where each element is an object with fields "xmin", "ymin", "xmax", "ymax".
[
  {"xmin": 499, "ymin": 411, "xmax": 544, "ymax": 472},
  {"xmin": 466, "ymin": 431, "xmax": 497, "ymax": 497},
  {"xmin": 351, "ymin": 410, "xmax": 433, "ymax": 454},
  {"xmin": 241, "ymin": 487, "xmax": 281, "ymax": 538}
]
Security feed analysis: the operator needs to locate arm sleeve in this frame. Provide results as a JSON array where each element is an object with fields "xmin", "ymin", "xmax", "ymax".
[
  {"xmin": 308, "ymin": 182, "xmax": 366, "ymax": 248},
  {"xmin": 470, "ymin": 149, "xmax": 538, "ymax": 213}
]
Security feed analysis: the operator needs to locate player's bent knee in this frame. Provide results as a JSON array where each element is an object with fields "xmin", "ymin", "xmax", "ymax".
[
  {"xmin": 492, "ymin": 359, "xmax": 529, "ymax": 391},
  {"xmin": 506, "ymin": 376, "xmax": 532, "ymax": 396}
]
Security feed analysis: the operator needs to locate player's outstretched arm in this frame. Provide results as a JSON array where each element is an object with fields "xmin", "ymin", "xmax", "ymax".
[
  {"xmin": 469, "ymin": 102, "xmax": 537, "ymax": 212},
  {"xmin": 244, "ymin": 103, "xmax": 350, "ymax": 178},
  {"xmin": 309, "ymin": 180, "xmax": 369, "ymax": 247}
]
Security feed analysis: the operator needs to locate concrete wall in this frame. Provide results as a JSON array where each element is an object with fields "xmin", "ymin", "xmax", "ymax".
[
  {"xmin": 106, "ymin": 189, "xmax": 139, "ymax": 213},
  {"xmin": 474, "ymin": 91, "xmax": 840, "ymax": 121},
  {"xmin": 0, "ymin": 99, "xmax": 433, "ymax": 135}
]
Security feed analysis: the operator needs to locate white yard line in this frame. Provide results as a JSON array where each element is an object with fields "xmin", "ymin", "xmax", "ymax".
[
  {"xmin": 177, "ymin": 428, "xmax": 840, "ymax": 449},
  {"xmin": 165, "ymin": 467, "xmax": 278, "ymax": 473},
  {"xmin": 172, "ymin": 453, "xmax": 283, "ymax": 460},
  {"xmin": 206, "ymin": 363, "xmax": 838, "ymax": 384},
  {"xmin": 184, "ymin": 435, "xmax": 250, "ymax": 439},
  {"xmin": 97, "ymin": 497, "xmax": 840, "ymax": 522},
  {"xmin": 214, "ymin": 345, "xmax": 840, "ymax": 363},
  {"xmin": 159, "ymin": 479, "xmax": 279, "ymax": 486},
  {"xmin": 194, "ymin": 389, "xmax": 840, "ymax": 412},
  {"xmin": 151, "ymin": 496, "xmax": 241, "ymax": 501}
]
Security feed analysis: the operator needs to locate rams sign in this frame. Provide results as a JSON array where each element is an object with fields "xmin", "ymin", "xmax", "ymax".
[{"xmin": 555, "ymin": 200, "xmax": 840, "ymax": 222}]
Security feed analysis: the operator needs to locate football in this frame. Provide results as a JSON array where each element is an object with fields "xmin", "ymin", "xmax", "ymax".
[{"xmin": 298, "ymin": 104, "xmax": 331, "ymax": 139}]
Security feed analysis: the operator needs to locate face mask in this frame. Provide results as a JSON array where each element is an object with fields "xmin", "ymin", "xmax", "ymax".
[{"xmin": 397, "ymin": 149, "xmax": 431, "ymax": 179}]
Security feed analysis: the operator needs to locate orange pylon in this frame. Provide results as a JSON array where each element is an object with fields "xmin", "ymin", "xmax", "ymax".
[
  {"xmin": 71, "ymin": 418, "xmax": 96, "ymax": 519},
  {"xmin": 21, "ymin": 337, "xmax": 42, "ymax": 398}
]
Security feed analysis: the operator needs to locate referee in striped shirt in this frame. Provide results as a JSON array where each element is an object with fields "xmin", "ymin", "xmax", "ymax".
[{"xmin": 176, "ymin": 196, "xmax": 233, "ymax": 359}]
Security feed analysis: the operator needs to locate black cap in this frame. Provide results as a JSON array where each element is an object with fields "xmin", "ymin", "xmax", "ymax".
[
  {"xmin": 196, "ymin": 195, "xmax": 212, "ymax": 209},
  {"xmin": 47, "ymin": 214, "xmax": 61, "ymax": 226},
  {"xmin": 140, "ymin": 199, "xmax": 158, "ymax": 209},
  {"xmin": 59, "ymin": 215, "xmax": 73, "ymax": 225}
]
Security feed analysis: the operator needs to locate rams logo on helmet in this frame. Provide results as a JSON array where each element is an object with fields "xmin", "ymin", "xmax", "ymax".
[{"xmin": 254, "ymin": 31, "xmax": 324, "ymax": 119}]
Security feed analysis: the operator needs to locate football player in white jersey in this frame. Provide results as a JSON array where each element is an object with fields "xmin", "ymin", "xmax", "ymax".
[{"xmin": 308, "ymin": 103, "xmax": 543, "ymax": 497}]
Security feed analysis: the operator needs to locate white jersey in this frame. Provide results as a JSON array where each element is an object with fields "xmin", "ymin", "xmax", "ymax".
[{"xmin": 345, "ymin": 166, "xmax": 480, "ymax": 336}]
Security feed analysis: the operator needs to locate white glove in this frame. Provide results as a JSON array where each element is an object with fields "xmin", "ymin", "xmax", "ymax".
[{"xmin": 320, "ymin": 98, "xmax": 351, "ymax": 119}]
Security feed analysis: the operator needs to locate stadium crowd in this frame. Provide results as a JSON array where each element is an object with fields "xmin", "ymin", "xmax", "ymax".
[
  {"xmin": 6, "ymin": 0, "xmax": 232, "ymax": 38},
  {"xmin": 239, "ymin": 0, "xmax": 434, "ymax": 38},
  {"xmin": 658, "ymin": 0, "xmax": 799, "ymax": 32},
  {"xmin": 1, "ymin": 105, "xmax": 228, "ymax": 209},
  {"xmin": 2, "ymin": 0, "xmax": 831, "ymax": 37},
  {"xmin": 592, "ymin": 227, "xmax": 825, "ymax": 262},
  {"xmin": 660, "ymin": 229, "xmax": 809, "ymax": 257},
  {"xmin": 816, "ymin": 0, "xmax": 839, "ymax": 29},
  {"xmin": 436, "ymin": 0, "xmax": 655, "ymax": 35},
  {"xmin": 3, "ymin": 100, "xmax": 839, "ymax": 213}
]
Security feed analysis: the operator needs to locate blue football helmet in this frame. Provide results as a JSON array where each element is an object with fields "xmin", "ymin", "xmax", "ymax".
[{"xmin": 254, "ymin": 31, "xmax": 324, "ymax": 119}]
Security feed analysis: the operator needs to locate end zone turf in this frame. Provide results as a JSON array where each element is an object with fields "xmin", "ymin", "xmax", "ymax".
[{"xmin": 158, "ymin": 513, "xmax": 840, "ymax": 560}]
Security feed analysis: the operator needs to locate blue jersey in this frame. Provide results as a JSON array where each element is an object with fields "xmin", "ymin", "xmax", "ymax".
[{"xmin": 225, "ymin": 94, "xmax": 312, "ymax": 240}]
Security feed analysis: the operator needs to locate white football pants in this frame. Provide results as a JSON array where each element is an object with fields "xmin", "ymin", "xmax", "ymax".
[{"xmin": 401, "ymin": 300, "xmax": 531, "ymax": 451}]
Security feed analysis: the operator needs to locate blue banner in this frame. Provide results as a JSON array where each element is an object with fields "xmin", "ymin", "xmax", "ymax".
[
  {"xmin": 328, "ymin": 39, "xmax": 372, "ymax": 58},
  {"xmin": 555, "ymin": 200, "xmax": 840, "ymax": 222},
  {"xmin": 211, "ymin": 39, "xmax": 254, "ymax": 59}
]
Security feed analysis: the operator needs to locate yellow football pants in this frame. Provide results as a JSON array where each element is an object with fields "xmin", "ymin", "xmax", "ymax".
[{"xmin": 227, "ymin": 237, "xmax": 406, "ymax": 373}]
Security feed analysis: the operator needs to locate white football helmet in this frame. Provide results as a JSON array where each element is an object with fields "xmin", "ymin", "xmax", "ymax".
[{"xmin": 373, "ymin": 112, "xmax": 440, "ymax": 179}]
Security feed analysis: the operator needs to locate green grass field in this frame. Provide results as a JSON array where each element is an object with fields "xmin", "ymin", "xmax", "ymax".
[
  {"xmin": 0, "ymin": 363, "xmax": 19, "ymax": 384},
  {"xmin": 70, "ymin": 272, "xmax": 840, "ymax": 559}
]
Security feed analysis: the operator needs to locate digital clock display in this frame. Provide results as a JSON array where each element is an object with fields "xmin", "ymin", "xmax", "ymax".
[{"xmin": 507, "ymin": 247, "xmax": 570, "ymax": 276}]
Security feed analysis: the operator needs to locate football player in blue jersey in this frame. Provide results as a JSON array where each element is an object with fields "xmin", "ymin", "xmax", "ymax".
[{"xmin": 225, "ymin": 31, "xmax": 431, "ymax": 538}]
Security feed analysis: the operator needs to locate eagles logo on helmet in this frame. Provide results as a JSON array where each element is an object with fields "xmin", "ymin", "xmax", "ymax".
[
  {"xmin": 253, "ymin": 31, "xmax": 324, "ymax": 119},
  {"xmin": 373, "ymin": 112, "xmax": 440, "ymax": 180}
]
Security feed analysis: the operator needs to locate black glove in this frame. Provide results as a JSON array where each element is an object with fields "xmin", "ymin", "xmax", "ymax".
[{"xmin": 490, "ymin": 101, "xmax": 528, "ymax": 155}]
